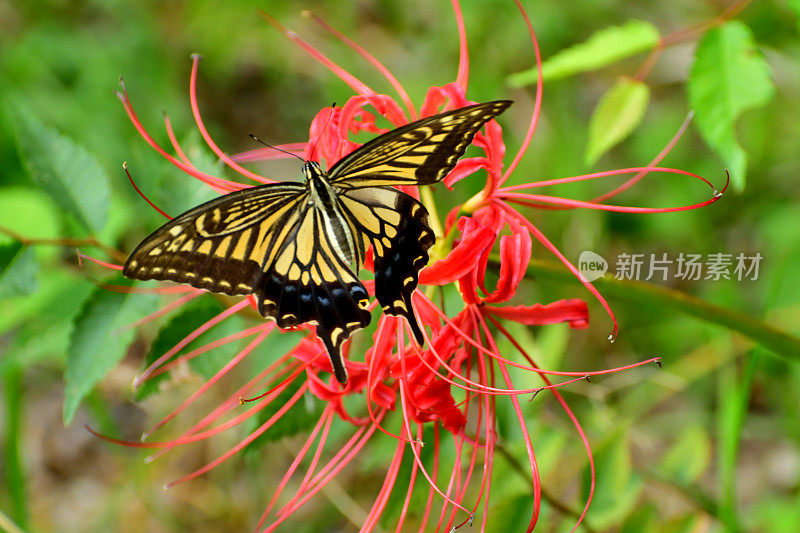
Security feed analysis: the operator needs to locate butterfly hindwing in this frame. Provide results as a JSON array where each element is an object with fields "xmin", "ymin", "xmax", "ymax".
[
  {"xmin": 123, "ymin": 183, "xmax": 306, "ymax": 295},
  {"xmin": 338, "ymin": 186, "xmax": 434, "ymax": 344},
  {"xmin": 328, "ymin": 100, "xmax": 512, "ymax": 189},
  {"xmin": 257, "ymin": 201, "xmax": 371, "ymax": 384}
]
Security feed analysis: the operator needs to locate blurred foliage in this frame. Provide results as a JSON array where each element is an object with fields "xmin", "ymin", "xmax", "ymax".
[{"xmin": 2, "ymin": 0, "xmax": 800, "ymax": 532}]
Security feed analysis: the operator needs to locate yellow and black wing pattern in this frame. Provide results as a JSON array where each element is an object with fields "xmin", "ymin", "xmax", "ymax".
[
  {"xmin": 338, "ymin": 186, "xmax": 433, "ymax": 344},
  {"xmin": 123, "ymin": 100, "xmax": 511, "ymax": 385},
  {"xmin": 328, "ymin": 100, "xmax": 512, "ymax": 189},
  {"xmin": 123, "ymin": 183, "xmax": 306, "ymax": 295},
  {"xmin": 256, "ymin": 201, "xmax": 371, "ymax": 384}
]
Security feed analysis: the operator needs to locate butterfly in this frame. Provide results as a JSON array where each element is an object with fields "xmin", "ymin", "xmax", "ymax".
[{"xmin": 123, "ymin": 100, "xmax": 512, "ymax": 384}]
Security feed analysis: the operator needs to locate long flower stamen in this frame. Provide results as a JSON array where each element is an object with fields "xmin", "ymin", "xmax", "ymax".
[{"xmin": 188, "ymin": 55, "xmax": 273, "ymax": 184}]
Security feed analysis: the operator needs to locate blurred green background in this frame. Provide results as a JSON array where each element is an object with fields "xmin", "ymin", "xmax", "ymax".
[{"xmin": 2, "ymin": 0, "xmax": 799, "ymax": 531}]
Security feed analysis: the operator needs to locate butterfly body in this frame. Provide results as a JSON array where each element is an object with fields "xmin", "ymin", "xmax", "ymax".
[{"xmin": 124, "ymin": 100, "xmax": 511, "ymax": 384}]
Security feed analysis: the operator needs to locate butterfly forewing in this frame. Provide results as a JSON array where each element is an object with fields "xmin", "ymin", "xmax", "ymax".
[
  {"xmin": 328, "ymin": 100, "xmax": 512, "ymax": 189},
  {"xmin": 123, "ymin": 183, "xmax": 306, "ymax": 295}
]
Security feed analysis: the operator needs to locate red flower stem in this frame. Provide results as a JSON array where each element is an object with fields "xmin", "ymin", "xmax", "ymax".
[
  {"xmin": 256, "ymin": 407, "xmax": 335, "ymax": 531},
  {"xmin": 302, "ymin": 10, "xmax": 417, "ymax": 122},
  {"xmin": 134, "ymin": 298, "xmax": 249, "ymax": 387},
  {"xmin": 188, "ymin": 55, "xmax": 273, "ymax": 185},
  {"xmin": 145, "ymin": 323, "xmax": 272, "ymax": 382},
  {"xmin": 362, "ymin": 435, "xmax": 406, "ymax": 531},
  {"xmin": 500, "ymin": 201, "xmax": 619, "ymax": 341},
  {"xmin": 148, "ymin": 357, "xmax": 309, "ymax": 456},
  {"xmin": 450, "ymin": 0, "xmax": 470, "ymax": 93},
  {"xmin": 501, "ymin": 189, "xmax": 722, "ymax": 213},
  {"xmin": 146, "ymin": 352, "xmax": 299, "ymax": 463},
  {"xmin": 117, "ymin": 81, "xmax": 243, "ymax": 193},
  {"xmin": 86, "ymin": 358, "xmax": 303, "ymax": 452},
  {"xmin": 123, "ymin": 162, "xmax": 172, "ymax": 219},
  {"xmin": 76, "ymin": 253, "xmax": 122, "ymax": 270},
  {"xmin": 398, "ymin": 346, "xmax": 470, "ymax": 518},
  {"xmin": 417, "ymin": 423, "xmax": 439, "ymax": 532},
  {"xmin": 394, "ymin": 431, "xmax": 421, "ymax": 533},
  {"xmin": 162, "ymin": 112, "xmax": 193, "ymax": 166},
  {"xmin": 487, "ymin": 315, "xmax": 596, "ymax": 532},
  {"xmin": 298, "ymin": 410, "xmax": 385, "ymax": 495},
  {"xmin": 415, "ymin": 320, "xmax": 540, "ymax": 395},
  {"xmin": 259, "ymin": 10, "xmax": 376, "ymax": 97},
  {"xmin": 500, "ymin": 165, "xmax": 719, "ymax": 193},
  {"xmin": 366, "ymin": 320, "xmax": 416, "ymax": 443},
  {"xmin": 164, "ymin": 381, "xmax": 309, "ymax": 489},
  {"xmin": 435, "ymin": 429, "xmax": 463, "ymax": 531},
  {"xmin": 500, "ymin": 0, "xmax": 543, "ymax": 185},
  {"xmin": 116, "ymin": 290, "xmax": 205, "ymax": 332},
  {"xmin": 590, "ymin": 112, "xmax": 694, "ymax": 203},
  {"xmin": 474, "ymin": 309, "xmax": 541, "ymax": 531},
  {"xmin": 269, "ymin": 420, "xmax": 382, "ymax": 531}
]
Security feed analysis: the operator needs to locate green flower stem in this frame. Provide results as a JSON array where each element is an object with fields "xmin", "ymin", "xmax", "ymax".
[{"xmin": 495, "ymin": 257, "xmax": 800, "ymax": 363}]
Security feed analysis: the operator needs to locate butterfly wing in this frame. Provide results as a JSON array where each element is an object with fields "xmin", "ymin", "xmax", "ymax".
[
  {"xmin": 338, "ymin": 186, "xmax": 434, "ymax": 344},
  {"xmin": 330, "ymin": 101, "xmax": 511, "ymax": 342},
  {"xmin": 328, "ymin": 100, "xmax": 512, "ymax": 189},
  {"xmin": 258, "ymin": 201, "xmax": 371, "ymax": 384},
  {"xmin": 123, "ymin": 183, "xmax": 306, "ymax": 295}
]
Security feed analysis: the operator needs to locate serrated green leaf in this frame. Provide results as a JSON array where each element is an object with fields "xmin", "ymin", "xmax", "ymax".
[
  {"xmin": 135, "ymin": 297, "xmax": 244, "ymax": 401},
  {"xmin": 508, "ymin": 20, "xmax": 659, "ymax": 86},
  {"xmin": 13, "ymin": 112, "xmax": 110, "ymax": 232},
  {"xmin": 585, "ymin": 77, "xmax": 650, "ymax": 165},
  {"xmin": 0, "ymin": 241, "xmax": 37, "ymax": 299},
  {"xmin": 688, "ymin": 21, "xmax": 775, "ymax": 191},
  {"xmin": 658, "ymin": 425, "xmax": 711, "ymax": 485},
  {"xmin": 64, "ymin": 278, "xmax": 158, "ymax": 424}
]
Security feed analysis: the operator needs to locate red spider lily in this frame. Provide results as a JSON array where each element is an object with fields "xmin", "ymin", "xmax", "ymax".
[{"xmin": 89, "ymin": 1, "xmax": 725, "ymax": 531}]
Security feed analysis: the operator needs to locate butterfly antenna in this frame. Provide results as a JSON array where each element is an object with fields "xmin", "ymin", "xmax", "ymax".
[
  {"xmin": 309, "ymin": 102, "xmax": 336, "ymax": 162},
  {"xmin": 248, "ymin": 134, "xmax": 305, "ymax": 162}
]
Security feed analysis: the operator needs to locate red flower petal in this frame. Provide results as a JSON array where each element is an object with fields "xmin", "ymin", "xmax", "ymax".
[
  {"xmin": 419, "ymin": 217, "xmax": 495, "ymax": 285},
  {"xmin": 483, "ymin": 299, "xmax": 589, "ymax": 329}
]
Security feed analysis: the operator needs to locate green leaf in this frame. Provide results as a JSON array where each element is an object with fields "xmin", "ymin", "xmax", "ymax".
[
  {"xmin": 658, "ymin": 425, "xmax": 711, "ymax": 485},
  {"xmin": 0, "ymin": 241, "xmax": 37, "ymax": 299},
  {"xmin": 135, "ymin": 297, "xmax": 244, "ymax": 401},
  {"xmin": 789, "ymin": 0, "xmax": 800, "ymax": 32},
  {"xmin": 64, "ymin": 278, "xmax": 158, "ymax": 424},
  {"xmin": 13, "ymin": 112, "xmax": 110, "ymax": 233},
  {"xmin": 508, "ymin": 20, "xmax": 659, "ymax": 86},
  {"xmin": 582, "ymin": 431, "xmax": 643, "ymax": 530},
  {"xmin": 585, "ymin": 77, "xmax": 650, "ymax": 165},
  {"xmin": 687, "ymin": 21, "xmax": 775, "ymax": 191}
]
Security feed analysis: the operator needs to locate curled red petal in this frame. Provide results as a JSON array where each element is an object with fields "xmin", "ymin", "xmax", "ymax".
[
  {"xmin": 419, "ymin": 218, "xmax": 495, "ymax": 285},
  {"xmin": 419, "ymin": 83, "xmax": 470, "ymax": 117},
  {"xmin": 443, "ymin": 157, "xmax": 491, "ymax": 188},
  {"xmin": 483, "ymin": 220, "xmax": 533, "ymax": 303},
  {"xmin": 483, "ymin": 299, "xmax": 589, "ymax": 329}
]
